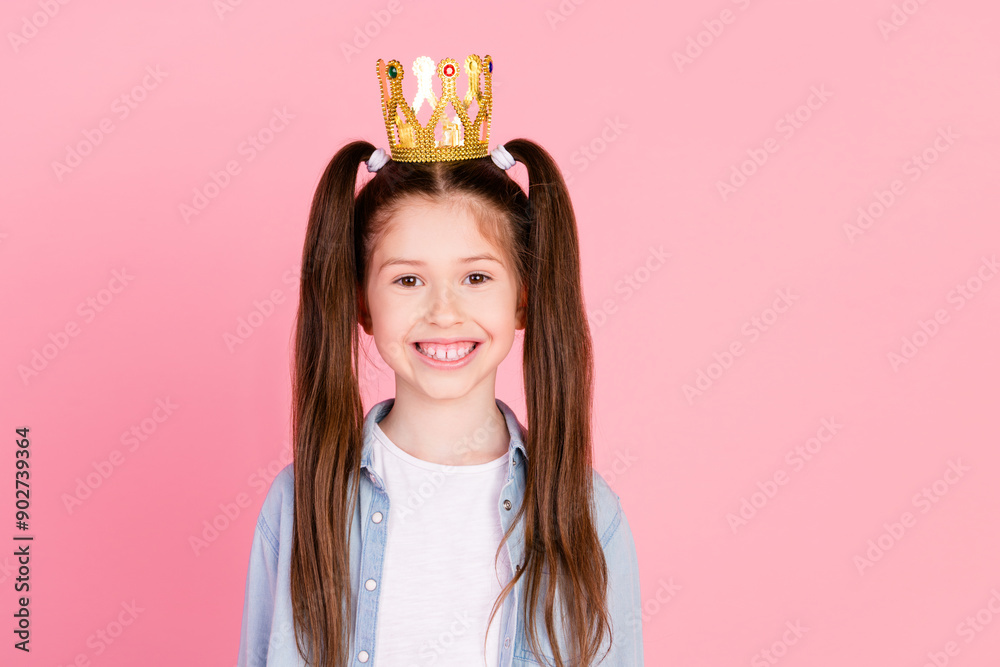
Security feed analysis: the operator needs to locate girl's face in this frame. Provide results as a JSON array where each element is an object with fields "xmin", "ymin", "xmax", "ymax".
[{"xmin": 360, "ymin": 196, "xmax": 526, "ymax": 401}]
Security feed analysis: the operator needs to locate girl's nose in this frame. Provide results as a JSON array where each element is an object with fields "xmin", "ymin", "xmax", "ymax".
[{"xmin": 425, "ymin": 285, "xmax": 463, "ymax": 325}]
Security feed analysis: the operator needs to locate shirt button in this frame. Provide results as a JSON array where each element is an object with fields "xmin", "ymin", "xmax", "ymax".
[
  {"xmin": 504, "ymin": 637, "xmax": 510, "ymax": 648},
  {"xmin": 358, "ymin": 650, "xmax": 370, "ymax": 662},
  {"xmin": 371, "ymin": 511, "xmax": 383, "ymax": 523},
  {"xmin": 365, "ymin": 578, "xmax": 377, "ymax": 591},
  {"xmin": 503, "ymin": 499, "xmax": 512, "ymax": 511}
]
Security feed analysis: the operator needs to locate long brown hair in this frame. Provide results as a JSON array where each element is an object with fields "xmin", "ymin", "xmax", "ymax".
[{"xmin": 290, "ymin": 139, "xmax": 611, "ymax": 666}]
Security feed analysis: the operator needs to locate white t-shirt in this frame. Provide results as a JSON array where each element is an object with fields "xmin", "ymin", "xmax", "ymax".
[{"xmin": 370, "ymin": 421, "xmax": 513, "ymax": 667}]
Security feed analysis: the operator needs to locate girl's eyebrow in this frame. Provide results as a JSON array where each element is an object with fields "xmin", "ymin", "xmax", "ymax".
[{"xmin": 378, "ymin": 253, "xmax": 502, "ymax": 272}]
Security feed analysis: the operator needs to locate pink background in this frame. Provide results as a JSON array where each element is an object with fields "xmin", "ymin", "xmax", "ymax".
[{"xmin": 2, "ymin": 0, "xmax": 999, "ymax": 664}]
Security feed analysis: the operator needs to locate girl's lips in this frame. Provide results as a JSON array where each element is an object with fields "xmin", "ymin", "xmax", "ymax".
[{"xmin": 412, "ymin": 341, "xmax": 480, "ymax": 369}]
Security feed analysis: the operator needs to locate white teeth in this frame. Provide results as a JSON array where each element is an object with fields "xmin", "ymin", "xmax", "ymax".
[{"xmin": 417, "ymin": 342, "xmax": 476, "ymax": 361}]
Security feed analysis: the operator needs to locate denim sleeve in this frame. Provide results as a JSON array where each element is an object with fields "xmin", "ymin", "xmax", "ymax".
[
  {"xmin": 237, "ymin": 508, "xmax": 282, "ymax": 666},
  {"xmin": 601, "ymin": 500, "xmax": 644, "ymax": 666}
]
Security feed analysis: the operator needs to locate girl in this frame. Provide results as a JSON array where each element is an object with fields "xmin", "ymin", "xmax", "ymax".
[{"xmin": 238, "ymin": 55, "xmax": 643, "ymax": 667}]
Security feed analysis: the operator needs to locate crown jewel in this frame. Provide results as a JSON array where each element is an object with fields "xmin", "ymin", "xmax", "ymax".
[{"xmin": 376, "ymin": 54, "xmax": 494, "ymax": 163}]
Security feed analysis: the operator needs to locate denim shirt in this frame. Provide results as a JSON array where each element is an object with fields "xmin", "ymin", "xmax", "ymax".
[{"xmin": 238, "ymin": 397, "xmax": 644, "ymax": 666}]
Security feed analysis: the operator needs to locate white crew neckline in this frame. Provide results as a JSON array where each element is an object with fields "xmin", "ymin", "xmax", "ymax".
[{"xmin": 373, "ymin": 421, "xmax": 509, "ymax": 473}]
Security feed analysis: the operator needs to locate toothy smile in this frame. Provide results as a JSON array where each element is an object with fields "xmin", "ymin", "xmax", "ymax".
[{"xmin": 415, "ymin": 341, "xmax": 478, "ymax": 361}]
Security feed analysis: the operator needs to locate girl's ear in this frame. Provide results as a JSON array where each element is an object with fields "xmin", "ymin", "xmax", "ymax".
[{"xmin": 358, "ymin": 286, "xmax": 373, "ymax": 335}]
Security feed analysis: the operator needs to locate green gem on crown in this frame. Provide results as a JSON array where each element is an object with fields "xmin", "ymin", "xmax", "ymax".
[{"xmin": 388, "ymin": 65, "xmax": 398, "ymax": 79}]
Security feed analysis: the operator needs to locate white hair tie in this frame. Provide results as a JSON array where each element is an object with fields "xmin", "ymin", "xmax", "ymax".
[
  {"xmin": 491, "ymin": 144, "xmax": 515, "ymax": 170},
  {"xmin": 367, "ymin": 147, "xmax": 389, "ymax": 172}
]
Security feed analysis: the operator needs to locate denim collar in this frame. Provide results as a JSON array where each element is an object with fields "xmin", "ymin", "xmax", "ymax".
[{"xmin": 359, "ymin": 397, "xmax": 528, "ymax": 482}]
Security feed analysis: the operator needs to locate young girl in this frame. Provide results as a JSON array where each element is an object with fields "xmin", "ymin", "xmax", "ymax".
[{"xmin": 238, "ymin": 54, "xmax": 643, "ymax": 667}]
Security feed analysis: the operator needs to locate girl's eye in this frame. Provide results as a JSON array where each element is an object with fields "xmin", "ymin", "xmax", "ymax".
[
  {"xmin": 393, "ymin": 273, "xmax": 493, "ymax": 287},
  {"xmin": 394, "ymin": 276, "xmax": 422, "ymax": 287},
  {"xmin": 465, "ymin": 273, "xmax": 492, "ymax": 286}
]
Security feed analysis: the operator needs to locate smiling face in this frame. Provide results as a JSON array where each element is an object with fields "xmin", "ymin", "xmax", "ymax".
[{"xmin": 359, "ymin": 195, "xmax": 526, "ymax": 401}]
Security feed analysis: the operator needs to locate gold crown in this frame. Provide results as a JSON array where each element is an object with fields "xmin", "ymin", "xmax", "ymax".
[{"xmin": 375, "ymin": 54, "xmax": 494, "ymax": 162}]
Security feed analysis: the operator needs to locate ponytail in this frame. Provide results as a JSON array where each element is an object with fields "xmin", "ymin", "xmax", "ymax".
[
  {"xmin": 495, "ymin": 139, "xmax": 612, "ymax": 666},
  {"xmin": 291, "ymin": 140, "xmax": 377, "ymax": 667}
]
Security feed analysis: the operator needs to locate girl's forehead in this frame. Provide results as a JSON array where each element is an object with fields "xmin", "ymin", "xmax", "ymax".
[
  {"xmin": 368, "ymin": 195, "xmax": 517, "ymax": 279},
  {"xmin": 371, "ymin": 220, "xmax": 512, "ymax": 277},
  {"xmin": 379, "ymin": 199, "xmax": 497, "ymax": 247},
  {"xmin": 374, "ymin": 230, "xmax": 504, "ymax": 266},
  {"xmin": 385, "ymin": 195, "xmax": 476, "ymax": 225}
]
